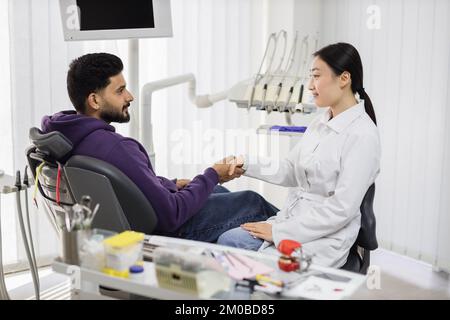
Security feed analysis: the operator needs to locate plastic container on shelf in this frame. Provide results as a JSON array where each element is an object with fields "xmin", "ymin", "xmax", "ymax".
[
  {"xmin": 102, "ymin": 231, "xmax": 145, "ymax": 278},
  {"xmin": 128, "ymin": 265, "xmax": 145, "ymax": 282},
  {"xmin": 78, "ymin": 228, "xmax": 117, "ymax": 271}
]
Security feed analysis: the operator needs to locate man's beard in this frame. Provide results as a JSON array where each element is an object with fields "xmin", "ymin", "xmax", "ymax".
[{"xmin": 99, "ymin": 103, "xmax": 131, "ymax": 123}]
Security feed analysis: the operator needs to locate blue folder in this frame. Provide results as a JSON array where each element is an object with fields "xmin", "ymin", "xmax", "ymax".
[{"xmin": 270, "ymin": 125, "xmax": 307, "ymax": 133}]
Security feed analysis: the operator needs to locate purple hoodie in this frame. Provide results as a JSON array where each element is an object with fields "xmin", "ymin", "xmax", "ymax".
[{"xmin": 41, "ymin": 111, "xmax": 219, "ymax": 234}]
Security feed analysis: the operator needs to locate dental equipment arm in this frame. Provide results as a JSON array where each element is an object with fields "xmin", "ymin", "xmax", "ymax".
[{"xmin": 138, "ymin": 32, "xmax": 318, "ymax": 166}]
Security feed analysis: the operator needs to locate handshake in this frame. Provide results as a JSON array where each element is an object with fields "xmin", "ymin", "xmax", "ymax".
[
  {"xmin": 212, "ymin": 155, "xmax": 245, "ymax": 184},
  {"xmin": 175, "ymin": 155, "xmax": 245, "ymax": 190}
]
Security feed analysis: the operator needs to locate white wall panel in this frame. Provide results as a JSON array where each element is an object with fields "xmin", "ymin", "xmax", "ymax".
[{"xmin": 317, "ymin": 0, "xmax": 450, "ymax": 269}]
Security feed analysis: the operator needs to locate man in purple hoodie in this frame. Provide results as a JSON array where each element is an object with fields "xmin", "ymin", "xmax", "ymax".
[{"xmin": 41, "ymin": 53, "xmax": 278, "ymax": 243}]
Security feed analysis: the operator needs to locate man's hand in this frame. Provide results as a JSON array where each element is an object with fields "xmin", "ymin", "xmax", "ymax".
[
  {"xmin": 241, "ymin": 222, "xmax": 273, "ymax": 242},
  {"xmin": 212, "ymin": 155, "xmax": 245, "ymax": 184},
  {"xmin": 227, "ymin": 155, "xmax": 245, "ymax": 175},
  {"xmin": 175, "ymin": 179, "xmax": 191, "ymax": 190}
]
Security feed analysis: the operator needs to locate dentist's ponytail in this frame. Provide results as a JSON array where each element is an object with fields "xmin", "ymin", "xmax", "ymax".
[
  {"xmin": 313, "ymin": 43, "xmax": 377, "ymax": 126},
  {"xmin": 356, "ymin": 87, "xmax": 376, "ymax": 126}
]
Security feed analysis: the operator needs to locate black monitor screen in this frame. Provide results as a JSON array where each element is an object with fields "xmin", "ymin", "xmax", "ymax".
[{"xmin": 76, "ymin": 0, "xmax": 154, "ymax": 31}]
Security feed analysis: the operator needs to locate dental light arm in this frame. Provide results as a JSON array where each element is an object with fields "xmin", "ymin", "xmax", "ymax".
[{"xmin": 140, "ymin": 73, "xmax": 228, "ymax": 168}]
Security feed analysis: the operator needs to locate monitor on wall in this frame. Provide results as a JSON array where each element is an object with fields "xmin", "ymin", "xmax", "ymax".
[{"xmin": 59, "ymin": 0, "xmax": 172, "ymax": 41}]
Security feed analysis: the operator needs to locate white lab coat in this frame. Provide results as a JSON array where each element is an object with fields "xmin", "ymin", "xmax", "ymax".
[{"xmin": 244, "ymin": 101, "xmax": 381, "ymax": 268}]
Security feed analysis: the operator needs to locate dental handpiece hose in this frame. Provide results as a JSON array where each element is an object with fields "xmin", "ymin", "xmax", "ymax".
[
  {"xmin": 23, "ymin": 168, "xmax": 39, "ymax": 290},
  {"xmin": 15, "ymin": 171, "xmax": 40, "ymax": 300},
  {"xmin": 0, "ymin": 185, "xmax": 11, "ymax": 300}
]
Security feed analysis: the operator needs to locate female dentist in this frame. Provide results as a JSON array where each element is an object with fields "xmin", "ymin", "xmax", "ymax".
[{"xmin": 217, "ymin": 43, "xmax": 381, "ymax": 268}]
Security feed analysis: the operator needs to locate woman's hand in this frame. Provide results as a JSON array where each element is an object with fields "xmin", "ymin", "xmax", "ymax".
[
  {"xmin": 213, "ymin": 156, "xmax": 245, "ymax": 184},
  {"xmin": 176, "ymin": 179, "xmax": 191, "ymax": 190},
  {"xmin": 241, "ymin": 222, "xmax": 273, "ymax": 242}
]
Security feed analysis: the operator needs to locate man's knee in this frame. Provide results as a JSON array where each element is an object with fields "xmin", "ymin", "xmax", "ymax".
[{"xmin": 239, "ymin": 190, "xmax": 264, "ymax": 203}]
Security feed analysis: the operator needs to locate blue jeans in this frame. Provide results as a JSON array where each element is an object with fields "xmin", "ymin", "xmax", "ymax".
[
  {"xmin": 216, "ymin": 226, "xmax": 265, "ymax": 250},
  {"xmin": 175, "ymin": 185, "xmax": 278, "ymax": 243}
]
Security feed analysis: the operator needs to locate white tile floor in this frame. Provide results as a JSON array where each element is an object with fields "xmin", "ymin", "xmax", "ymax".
[
  {"xmin": 373, "ymin": 249, "xmax": 449, "ymax": 291},
  {"xmin": 353, "ymin": 249, "xmax": 450, "ymax": 299},
  {"xmin": 4, "ymin": 268, "xmax": 70, "ymax": 300}
]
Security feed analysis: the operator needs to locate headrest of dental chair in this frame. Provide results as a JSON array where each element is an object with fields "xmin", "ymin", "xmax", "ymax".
[
  {"xmin": 356, "ymin": 183, "xmax": 378, "ymax": 250},
  {"xmin": 29, "ymin": 127, "xmax": 73, "ymax": 161}
]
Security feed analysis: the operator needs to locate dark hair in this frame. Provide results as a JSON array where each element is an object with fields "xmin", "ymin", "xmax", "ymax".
[
  {"xmin": 67, "ymin": 53, "xmax": 123, "ymax": 113},
  {"xmin": 313, "ymin": 43, "xmax": 377, "ymax": 125}
]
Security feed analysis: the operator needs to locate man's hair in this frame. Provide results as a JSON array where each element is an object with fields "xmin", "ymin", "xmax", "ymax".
[{"xmin": 67, "ymin": 53, "xmax": 123, "ymax": 113}]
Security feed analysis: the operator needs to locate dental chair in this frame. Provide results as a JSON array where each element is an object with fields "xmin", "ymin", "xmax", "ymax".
[
  {"xmin": 341, "ymin": 183, "xmax": 378, "ymax": 274},
  {"xmin": 26, "ymin": 127, "xmax": 158, "ymax": 235}
]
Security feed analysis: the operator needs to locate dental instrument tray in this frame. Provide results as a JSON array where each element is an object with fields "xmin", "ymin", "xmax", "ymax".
[{"xmin": 153, "ymin": 247, "xmax": 231, "ymax": 298}]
